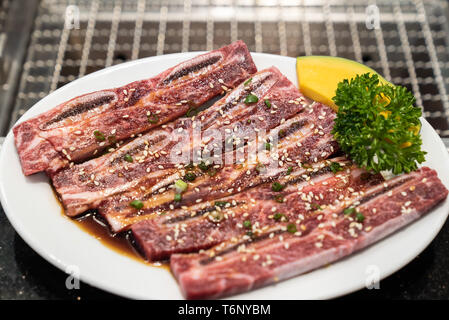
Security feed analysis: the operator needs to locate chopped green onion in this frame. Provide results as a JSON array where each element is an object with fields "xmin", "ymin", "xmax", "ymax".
[
  {"xmin": 175, "ymin": 179, "xmax": 188, "ymax": 193},
  {"xmin": 278, "ymin": 129, "xmax": 286, "ymax": 138},
  {"xmin": 243, "ymin": 220, "xmax": 252, "ymax": 229},
  {"xmin": 174, "ymin": 193, "xmax": 182, "ymax": 202},
  {"xmin": 355, "ymin": 213, "xmax": 365, "ymax": 222},
  {"xmin": 271, "ymin": 182, "xmax": 285, "ymax": 192},
  {"xmin": 147, "ymin": 114, "xmax": 159, "ymax": 124},
  {"xmin": 286, "ymin": 166, "xmax": 293, "ymax": 175},
  {"xmin": 344, "ymin": 207, "xmax": 356, "ymax": 215},
  {"xmin": 184, "ymin": 162, "xmax": 195, "ymax": 170},
  {"xmin": 184, "ymin": 172, "xmax": 197, "ymax": 182},
  {"xmin": 207, "ymin": 168, "xmax": 217, "ymax": 177},
  {"xmin": 287, "ymin": 223, "xmax": 297, "ymax": 234},
  {"xmin": 247, "ymin": 119, "xmax": 252, "ymax": 124},
  {"xmin": 124, "ymin": 154, "xmax": 133, "ymax": 163},
  {"xmin": 214, "ymin": 201, "xmax": 229, "ymax": 208},
  {"xmin": 264, "ymin": 99, "xmax": 271, "ymax": 109},
  {"xmin": 273, "ymin": 213, "xmax": 288, "ymax": 222},
  {"xmin": 244, "ymin": 94, "xmax": 259, "ymax": 105},
  {"xmin": 198, "ymin": 161, "xmax": 210, "ymax": 172},
  {"xmin": 130, "ymin": 200, "xmax": 143, "ymax": 210},
  {"xmin": 330, "ymin": 162, "xmax": 343, "ymax": 174},
  {"xmin": 311, "ymin": 203, "xmax": 322, "ymax": 211},
  {"xmin": 93, "ymin": 130, "xmax": 106, "ymax": 142},
  {"xmin": 244, "ymin": 78, "xmax": 252, "ymax": 86},
  {"xmin": 274, "ymin": 195, "xmax": 284, "ymax": 203},
  {"xmin": 265, "ymin": 142, "xmax": 272, "ymax": 151}
]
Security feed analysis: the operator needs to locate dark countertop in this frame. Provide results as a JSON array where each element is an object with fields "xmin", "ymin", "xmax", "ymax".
[{"xmin": 1, "ymin": 203, "xmax": 448, "ymax": 300}]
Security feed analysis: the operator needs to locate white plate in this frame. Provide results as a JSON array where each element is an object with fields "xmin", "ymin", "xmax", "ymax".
[{"xmin": 1, "ymin": 53, "xmax": 449, "ymax": 300}]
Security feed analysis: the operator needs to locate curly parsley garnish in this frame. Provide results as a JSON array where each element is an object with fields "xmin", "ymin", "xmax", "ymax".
[{"xmin": 332, "ymin": 73, "xmax": 426, "ymax": 174}]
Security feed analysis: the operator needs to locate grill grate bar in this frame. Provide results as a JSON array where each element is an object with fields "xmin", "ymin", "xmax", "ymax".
[
  {"xmin": 206, "ymin": 0, "xmax": 214, "ymax": 51},
  {"xmin": 348, "ymin": 6, "xmax": 363, "ymax": 63},
  {"xmin": 156, "ymin": 3, "xmax": 168, "ymax": 56},
  {"xmin": 374, "ymin": 24, "xmax": 391, "ymax": 82},
  {"xmin": 323, "ymin": 2, "xmax": 337, "ymax": 57},
  {"xmin": 105, "ymin": 0, "xmax": 122, "ymax": 67},
  {"xmin": 300, "ymin": 1, "xmax": 312, "ymax": 56},
  {"xmin": 277, "ymin": 2, "xmax": 288, "ymax": 56},
  {"xmin": 78, "ymin": 0, "xmax": 99, "ymax": 77},
  {"xmin": 131, "ymin": 0, "xmax": 145, "ymax": 60},
  {"xmin": 394, "ymin": 1, "xmax": 423, "ymax": 109},
  {"xmin": 254, "ymin": 2, "xmax": 263, "ymax": 53},
  {"xmin": 182, "ymin": 0, "xmax": 191, "ymax": 52},
  {"xmin": 230, "ymin": 0, "xmax": 238, "ymax": 43}
]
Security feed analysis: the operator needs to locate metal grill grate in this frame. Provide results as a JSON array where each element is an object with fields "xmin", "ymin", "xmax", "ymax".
[{"xmin": 3, "ymin": 0, "xmax": 449, "ymax": 140}]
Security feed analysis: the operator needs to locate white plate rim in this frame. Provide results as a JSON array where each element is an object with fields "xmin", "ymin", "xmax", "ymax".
[{"xmin": 1, "ymin": 52, "xmax": 448, "ymax": 300}]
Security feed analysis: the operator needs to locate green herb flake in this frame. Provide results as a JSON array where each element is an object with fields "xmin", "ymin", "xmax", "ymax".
[
  {"xmin": 355, "ymin": 212, "xmax": 365, "ymax": 222},
  {"xmin": 174, "ymin": 193, "xmax": 182, "ymax": 202},
  {"xmin": 274, "ymin": 195, "xmax": 284, "ymax": 203},
  {"xmin": 264, "ymin": 99, "xmax": 272, "ymax": 108},
  {"xmin": 184, "ymin": 162, "xmax": 195, "ymax": 170},
  {"xmin": 243, "ymin": 220, "xmax": 252, "ymax": 229},
  {"xmin": 311, "ymin": 203, "xmax": 322, "ymax": 211},
  {"xmin": 271, "ymin": 182, "xmax": 285, "ymax": 192},
  {"xmin": 330, "ymin": 162, "xmax": 343, "ymax": 174},
  {"xmin": 332, "ymin": 73, "xmax": 426, "ymax": 174},
  {"xmin": 130, "ymin": 200, "xmax": 143, "ymax": 210},
  {"xmin": 198, "ymin": 161, "xmax": 210, "ymax": 172},
  {"xmin": 214, "ymin": 201, "xmax": 229, "ymax": 208},
  {"xmin": 207, "ymin": 167, "xmax": 217, "ymax": 177},
  {"xmin": 286, "ymin": 166, "xmax": 293, "ymax": 175},
  {"xmin": 278, "ymin": 129, "xmax": 286, "ymax": 138},
  {"xmin": 184, "ymin": 172, "xmax": 196, "ymax": 182},
  {"xmin": 93, "ymin": 130, "xmax": 106, "ymax": 142},
  {"xmin": 124, "ymin": 154, "xmax": 133, "ymax": 163},
  {"xmin": 265, "ymin": 142, "xmax": 272, "ymax": 151},
  {"xmin": 244, "ymin": 78, "xmax": 252, "ymax": 86},
  {"xmin": 107, "ymin": 135, "xmax": 116, "ymax": 144},
  {"xmin": 273, "ymin": 213, "xmax": 288, "ymax": 222},
  {"xmin": 287, "ymin": 223, "xmax": 297, "ymax": 234},
  {"xmin": 343, "ymin": 207, "xmax": 356, "ymax": 215},
  {"xmin": 244, "ymin": 94, "xmax": 259, "ymax": 105}
]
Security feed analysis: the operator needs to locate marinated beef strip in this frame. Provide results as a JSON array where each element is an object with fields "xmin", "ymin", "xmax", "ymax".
[
  {"xmin": 13, "ymin": 41, "xmax": 256, "ymax": 176},
  {"xmin": 51, "ymin": 67, "xmax": 296, "ymax": 218},
  {"xmin": 132, "ymin": 158, "xmax": 385, "ymax": 260},
  {"xmin": 170, "ymin": 167, "xmax": 448, "ymax": 299},
  {"xmin": 99, "ymin": 99, "xmax": 339, "ymax": 232}
]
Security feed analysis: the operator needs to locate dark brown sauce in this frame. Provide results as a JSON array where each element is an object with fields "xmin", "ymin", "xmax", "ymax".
[{"xmin": 56, "ymin": 199, "xmax": 170, "ymax": 271}]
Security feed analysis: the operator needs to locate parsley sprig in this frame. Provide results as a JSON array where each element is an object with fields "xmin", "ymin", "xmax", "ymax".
[{"xmin": 332, "ymin": 73, "xmax": 426, "ymax": 174}]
